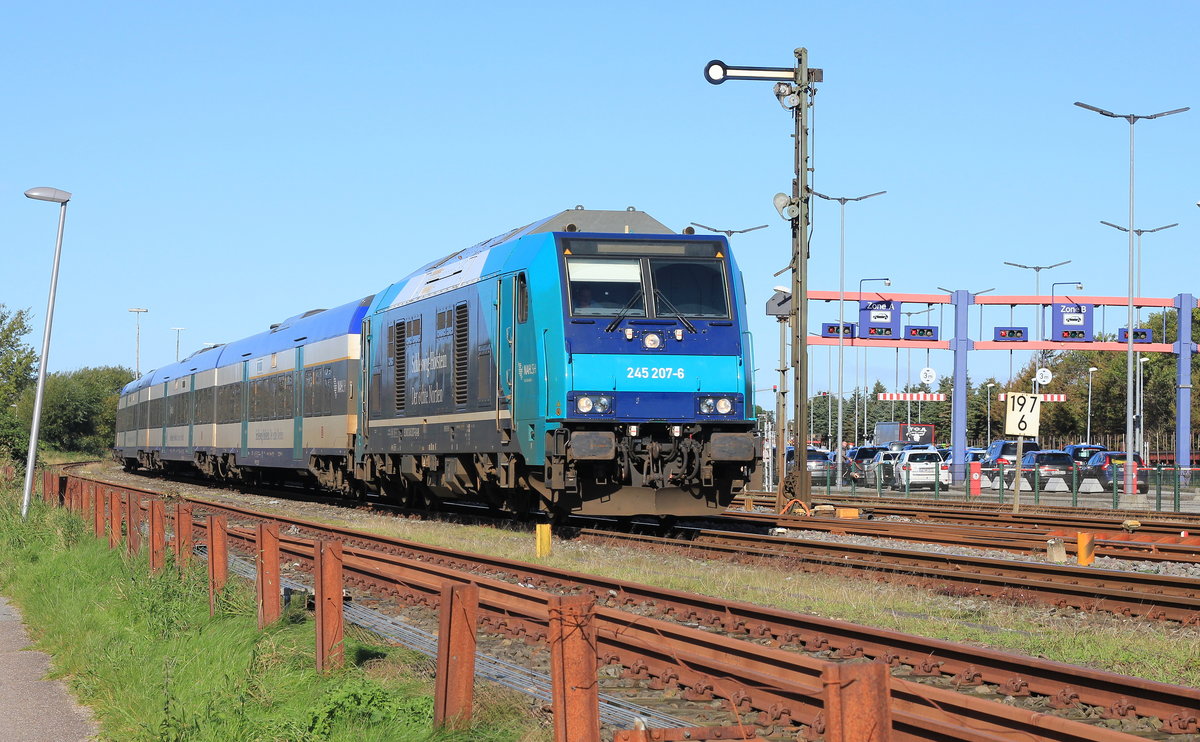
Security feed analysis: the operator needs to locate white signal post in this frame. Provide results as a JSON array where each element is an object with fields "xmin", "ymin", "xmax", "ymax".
[{"xmin": 1004, "ymin": 392, "xmax": 1042, "ymax": 514}]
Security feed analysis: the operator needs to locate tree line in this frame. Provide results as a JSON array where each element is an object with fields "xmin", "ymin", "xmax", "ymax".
[{"xmin": 0, "ymin": 304, "xmax": 134, "ymax": 465}]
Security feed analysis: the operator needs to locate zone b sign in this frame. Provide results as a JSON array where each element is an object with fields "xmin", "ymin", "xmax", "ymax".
[{"xmin": 1004, "ymin": 393, "xmax": 1041, "ymax": 437}]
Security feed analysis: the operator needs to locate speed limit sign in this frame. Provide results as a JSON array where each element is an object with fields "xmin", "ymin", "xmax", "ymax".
[{"xmin": 1004, "ymin": 393, "xmax": 1041, "ymax": 437}]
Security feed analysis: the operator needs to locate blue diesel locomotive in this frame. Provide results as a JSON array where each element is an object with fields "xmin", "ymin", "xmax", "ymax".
[{"xmin": 114, "ymin": 208, "xmax": 758, "ymax": 517}]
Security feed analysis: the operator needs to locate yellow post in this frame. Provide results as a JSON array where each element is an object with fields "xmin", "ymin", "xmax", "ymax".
[
  {"xmin": 536, "ymin": 522, "xmax": 552, "ymax": 558},
  {"xmin": 1077, "ymin": 532, "xmax": 1095, "ymax": 566}
]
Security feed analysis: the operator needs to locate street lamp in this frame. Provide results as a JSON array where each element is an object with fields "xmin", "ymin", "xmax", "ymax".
[
  {"xmin": 810, "ymin": 189, "xmax": 886, "ymax": 484},
  {"xmin": 857, "ymin": 277, "xmax": 890, "ymax": 447},
  {"xmin": 129, "ymin": 308, "xmax": 148, "ymax": 377},
  {"xmin": 20, "ymin": 186, "xmax": 72, "ymax": 520},
  {"xmin": 1087, "ymin": 367, "xmax": 1099, "ymax": 443},
  {"xmin": 171, "ymin": 327, "xmax": 186, "ymax": 362},
  {"xmin": 986, "ymin": 382, "xmax": 996, "ymax": 447},
  {"xmin": 1003, "ymin": 260, "xmax": 1069, "ymax": 391},
  {"xmin": 1076, "ymin": 99, "xmax": 1189, "ymax": 495}
]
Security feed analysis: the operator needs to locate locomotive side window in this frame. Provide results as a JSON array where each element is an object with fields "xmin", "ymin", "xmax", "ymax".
[
  {"xmin": 517, "ymin": 273, "xmax": 529, "ymax": 323},
  {"xmin": 566, "ymin": 258, "xmax": 645, "ymax": 317},
  {"xmin": 649, "ymin": 259, "xmax": 729, "ymax": 318}
]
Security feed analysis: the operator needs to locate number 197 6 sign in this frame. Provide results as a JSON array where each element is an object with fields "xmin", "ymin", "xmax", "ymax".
[{"xmin": 1004, "ymin": 393, "xmax": 1041, "ymax": 437}]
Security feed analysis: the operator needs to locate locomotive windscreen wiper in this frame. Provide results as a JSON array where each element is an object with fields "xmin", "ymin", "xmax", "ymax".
[
  {"xmin": 605, "ymin": 291, "xmax": 646, "ymax": 332},
  {"xmin": 653, "ymin": 289, "xmax": 697, "ymax": 333}
]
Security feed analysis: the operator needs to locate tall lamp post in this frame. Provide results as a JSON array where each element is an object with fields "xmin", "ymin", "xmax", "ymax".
[
  {"xmin": 1075, "ymin": 100, "xmax": 1188, "ymax": 493},
  {"xmin": 20, "ymin": 187, "xmax": 72, "ymax": 520},
  {"xmin": 811, "ymin": 189, "xmax": 886, "ymax": 484},
  {"xmin": 1087, "ymin": 367, "xmax": 1099, "ymax": 443},
  {"xmin": 129, "ymin": 308, "xmax": 148, "ymax": 377},
  {"xmin": 857, "ymin": 276, "xmax": 890, "ymax": 446},
  {"xmin": 171, "ymin": 327, "xmax": 186, "ymax": 362},
  {"xmin": 1003, "ymin": 260, "xmax": 1069, "ymax": 391}
]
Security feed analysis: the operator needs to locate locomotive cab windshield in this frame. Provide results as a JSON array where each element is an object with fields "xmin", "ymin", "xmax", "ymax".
[{"xmin": 563, "ymin": 238, "xmax": 730, "ymax": 320}]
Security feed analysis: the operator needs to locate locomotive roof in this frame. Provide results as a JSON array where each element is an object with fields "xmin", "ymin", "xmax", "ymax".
[{"xmin": 380, "ymin": 208, "xmax": 676, "ymax": 310}]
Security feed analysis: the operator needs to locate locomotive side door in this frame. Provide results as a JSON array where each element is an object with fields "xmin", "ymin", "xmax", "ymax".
[
  {"xmin": 511, "ymin": 272, "xmax": 540, "ymax": 453},
  {"xmin": 495, "ymin": 278, "xmax": 514, "ymax": 444}
]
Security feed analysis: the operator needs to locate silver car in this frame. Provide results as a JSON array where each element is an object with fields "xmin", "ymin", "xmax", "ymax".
[{"xmin": 892, "ymin": 450, "xmax": 951, "ymax": 490}]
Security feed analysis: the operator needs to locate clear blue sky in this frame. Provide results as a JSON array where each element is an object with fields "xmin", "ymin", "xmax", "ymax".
[{"xmin": 3, "ymin": 2, "xmax": 1197, "ymax": 403}]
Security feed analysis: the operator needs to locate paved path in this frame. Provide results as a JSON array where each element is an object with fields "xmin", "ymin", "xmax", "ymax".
[{"xmin": 0, "ymin": 595, "xmax": 96, "ymax": 741}]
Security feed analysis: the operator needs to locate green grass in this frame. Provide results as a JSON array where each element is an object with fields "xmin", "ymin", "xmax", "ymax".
[{"xmin": 0, "ymin": 485, "xmax": 545, "ymax": 742}]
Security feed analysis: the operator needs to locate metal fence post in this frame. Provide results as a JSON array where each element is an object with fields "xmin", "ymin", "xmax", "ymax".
[
  {"xmin": 1071, "ymin": 467, "xmax": 1078, "ymax": 508},
  {"xmin": 126, "ymin": 493, "xmax": 141, "ymax": 556},
  {"xmin": 434, "ymin": 581, "xmax": 479, "ymax": 730},
  {"xmin": 1112, "ymin": 466, "xmax": 1119, "ymax": 509},
  {"xmin": 93, "ymin": 487, "xmax": 105, "ymax": 538},
  {"xmin": 549, "ymin": 594, "xmax": 600, "ymax": 742},
  {"xmin": 107, "ymin": 490, "xmax": 121, "ymax": 549},
  {"xmin": 821, "ymin": 661, "xmax": 893, "ymax": 742},
  {"xmin": 314, "ymin": 539, "xmax": 345, "ymax": 672},
  {"xmin": 1154, "ymin": 465, "xmax": 1163, "ymax": 511},
  {"xmin": 207, "ymin": 515, "xmax": 228, "ymax": 616},
  {"xmin": 175, "ymin": 503, "xmax": 193, "ymax": 566},
  {"xmin": 997, "ymin": 463, "xmax": 1006, "ymax": 506},
  {"xmin": 256, "ymin": 522, "xmax": 281, "ymax": 629},
  {"xmin": 149, "ymin": 500, "xmax": 166, "ymax": 572}
]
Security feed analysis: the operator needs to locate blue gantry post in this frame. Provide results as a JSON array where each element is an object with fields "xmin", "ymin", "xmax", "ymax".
[
  {"xmin": 1175, "ymin": 293, "xmax": 1193, "ymax": 484},
  {"xmin": 949, "ymin": 290, "xmax": 972, "ymax": 483}
]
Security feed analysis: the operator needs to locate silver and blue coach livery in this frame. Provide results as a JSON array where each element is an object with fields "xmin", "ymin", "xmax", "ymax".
[{"xmin": 114, "ymin": 208, "xmax": 758, "ymax": 517}]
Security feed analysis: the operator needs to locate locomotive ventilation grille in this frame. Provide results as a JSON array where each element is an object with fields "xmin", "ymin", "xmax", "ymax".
[
  {"xmin": 394, "ymin": 321, "xmax": 406, "ymax": 413},
  {"xmin": 454, "ymin": 303, "xmax": 469, "ymax": 405}
]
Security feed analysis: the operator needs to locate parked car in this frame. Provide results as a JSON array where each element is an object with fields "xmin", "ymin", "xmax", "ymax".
[
  {"xmin": 840, "ymin": 446, "xmax": 886, "ymax": 483},
  {"xmin": 866, "ymin": 450, "xmax": 902, "ymax": 488},
  {"xmin": 1080, "ymin": 451, "xmax": 1149, "ymax": 494},
  {"xmin": 803, "ymin": 448, "xmax": 835, "ymax": 486},
  {"xmin": 1004, "ymin": 450, "xmax": 1075, "ymax": 488},
  {"xmin": 892, "ymin": 450, "xmax": 952, "ymax": 490},
  {"xmin": 945, "ymin": 447, "xmax": 986, "ymax": 466},
  {"xmin": 1063, "ymin": 444, "xmax": 1107, "ymax": 467},
  {"xmin": 981, "ymin": 439, "xmax": 1041, "ymax": 477}
]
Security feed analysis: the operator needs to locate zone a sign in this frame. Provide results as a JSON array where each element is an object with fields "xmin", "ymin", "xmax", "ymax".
[
  {"xmin": 859, "ymin": 299, "xmax": 901, "ymax": 338},
  {"xmin": 1004, "ymin": 393, "xmax": 1041, "ymax": 437}
]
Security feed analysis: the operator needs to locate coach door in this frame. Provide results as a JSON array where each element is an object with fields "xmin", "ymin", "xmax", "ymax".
[
  {"xmin": 187, "ymin": 373, "xmax": 196, "ymax": 449},
  {"xmin": 240, "ymin": 360, "xmax": 250, "ymax": 459},
  {"xmin": 293, "ymin": 346, "xmax": 304, "ymax": 462}
]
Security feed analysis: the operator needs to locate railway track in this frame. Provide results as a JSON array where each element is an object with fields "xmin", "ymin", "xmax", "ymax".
[
  {"xmin": 589, "ymin": 526, "xmax": 1200, "ymax": 624},
  {"xmin": 725, "ymin": 510, "xmax": 1200, "ymax": 564},
  {"xmin": 54, "ymin": 469, "xmax": 1200, "ymax": 740}
]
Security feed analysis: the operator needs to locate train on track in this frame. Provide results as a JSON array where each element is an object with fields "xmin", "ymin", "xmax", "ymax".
[{"xmin": 114, "ymin": 208, "xmax": 759, "ymax": 518}]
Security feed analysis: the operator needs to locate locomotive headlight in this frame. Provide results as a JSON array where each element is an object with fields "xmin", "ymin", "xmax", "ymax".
[
  {"xmin": 716, "ymin": 397, "xmax": 733, "ymax": 414},
  {"xmin": 699, "ymin": 397, "xmax": 716, "ymax": 414},
  {"xmin": 593, "ymin": 396, "xmax": 611, "ymax": 413},
  {"xmin": 643, "ymin": 332, "xmax": 662, "ymax": 349},
  {"xmin": 576, "ymin": 396, "xmax": 594, "ymax": 413}
]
